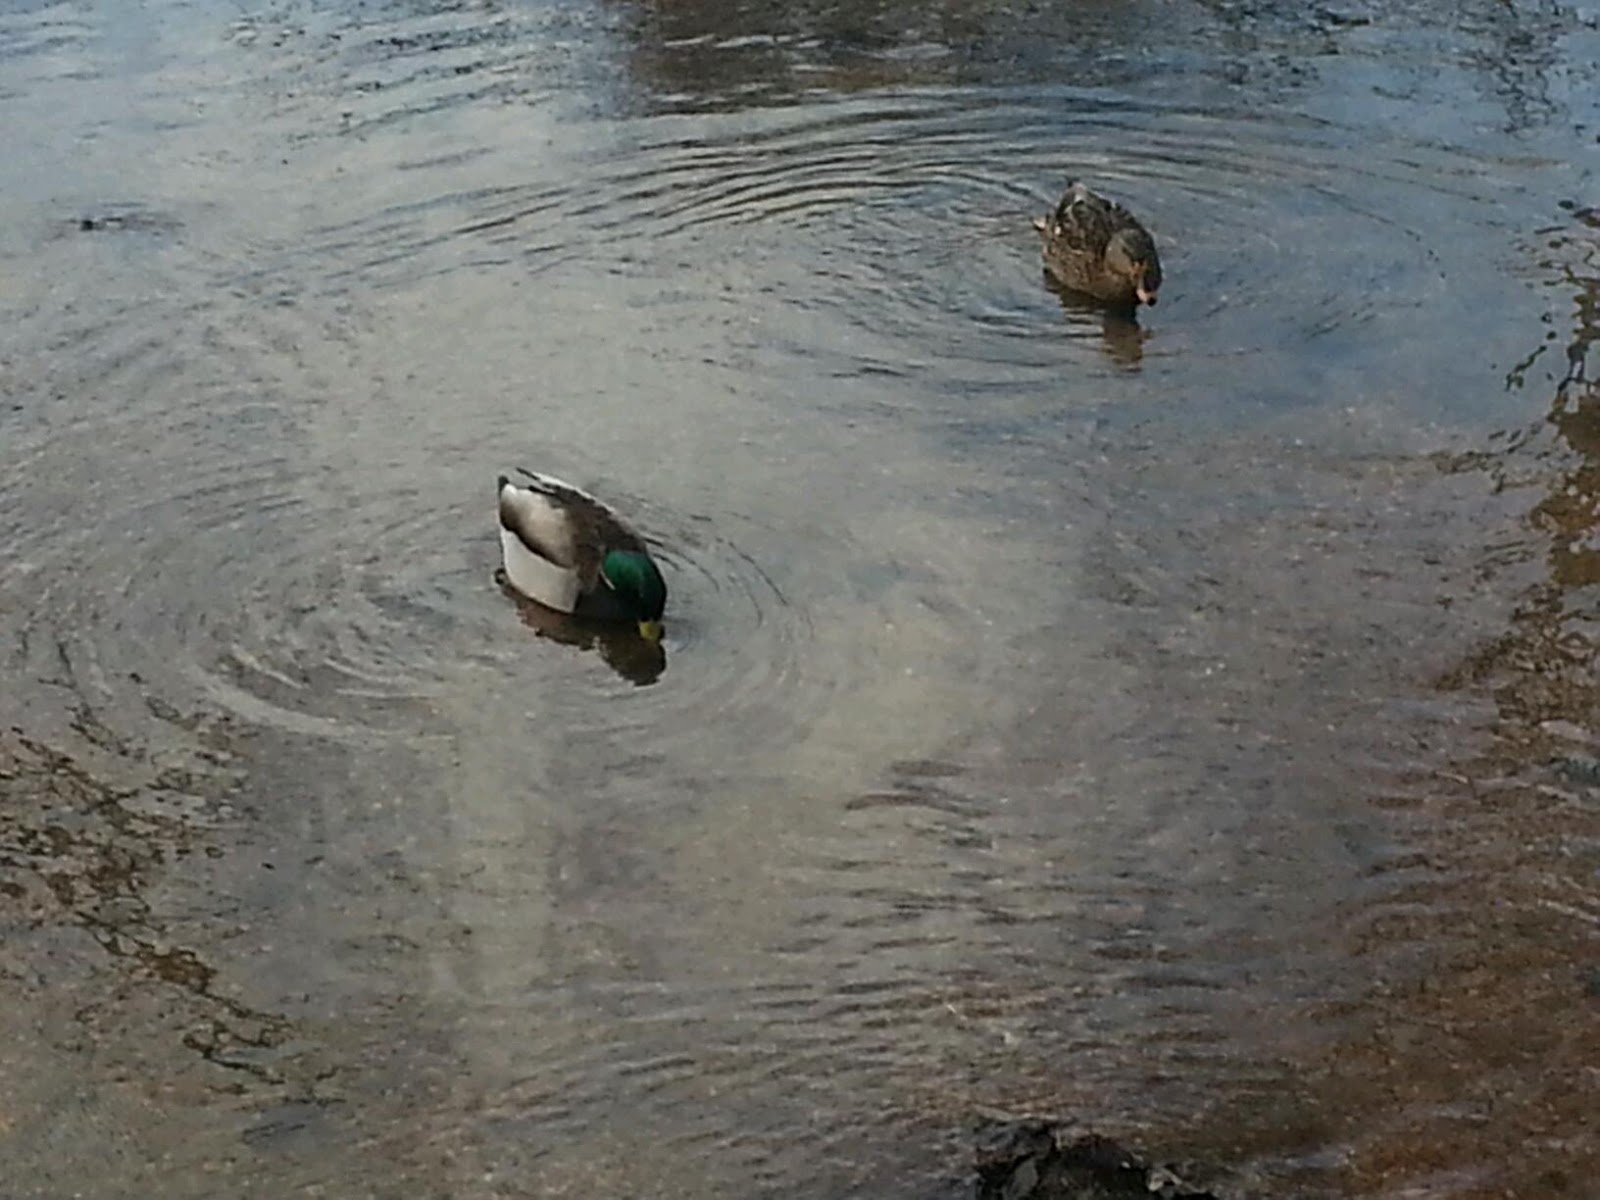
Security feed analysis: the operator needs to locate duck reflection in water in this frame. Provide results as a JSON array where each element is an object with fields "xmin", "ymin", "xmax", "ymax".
[
  {"xmin": 1043, "ymin": 277, "xmax": 1150, "ymax": 368},
  {"xmin": 495, "ymin": 569, "xmax": 667, "ymax": 686}
]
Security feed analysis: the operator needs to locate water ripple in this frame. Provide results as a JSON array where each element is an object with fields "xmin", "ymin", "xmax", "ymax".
[
  {"xmin": 245, "ymin": 79, "xmax": 1524, "ymax": 399},
  {"xmin": 4, "ymin": 3, "xmax": 1593, "ymax": 1196}
]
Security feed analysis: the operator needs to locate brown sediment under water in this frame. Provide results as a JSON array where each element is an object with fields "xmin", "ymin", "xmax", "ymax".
[{"xmin": 1, "ymin": 1, "xmax": 1597, "ymax": 1196}]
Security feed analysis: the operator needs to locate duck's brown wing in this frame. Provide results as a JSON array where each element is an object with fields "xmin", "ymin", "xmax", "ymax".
[
  {"xmin": 512, "ymin": 469, "xmax": 647, "ymax": 587},
  {"xmin": 1052, "ymin": 185, "xmax": 1121, "ymax": 257},
  {"xmin": 566, "ymin": 505, "xmax": 649, "ymax": 585}
]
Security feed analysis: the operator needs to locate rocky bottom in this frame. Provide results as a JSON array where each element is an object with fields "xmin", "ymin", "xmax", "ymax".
[{"xmin": 974, "ymin": 1120, "xmax": 1219, "ymax": 1200}]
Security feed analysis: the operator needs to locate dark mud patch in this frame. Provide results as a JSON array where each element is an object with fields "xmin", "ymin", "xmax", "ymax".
[
  {"xmin": 66, "ymin": 206, "xmax": 183, "ymax": 237},
  {"xmin": 0, "ymin": 727, "xmax": 292, "ymax": 1072}
]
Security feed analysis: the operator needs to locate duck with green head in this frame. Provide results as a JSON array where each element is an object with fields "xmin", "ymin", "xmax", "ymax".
[{"xmin": 497, "ymin": 469, "xmax": 668, "ymax": 642}]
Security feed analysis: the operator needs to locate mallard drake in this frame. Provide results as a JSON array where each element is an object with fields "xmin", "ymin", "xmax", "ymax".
[
  {"xmin": 496, "ymin": 470, "xmax": 667, "ymax": 643},
  {"xmin": 1033, "ymin": 183, "xmax": 1162, "ymax": 309}
]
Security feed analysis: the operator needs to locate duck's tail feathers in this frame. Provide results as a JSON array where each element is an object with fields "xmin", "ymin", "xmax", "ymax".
[
  {"xmin": 513, "ymin": 466, "xmax": 572, "ymax": 499},
  {"xmin": 511, "ymin": 467, "xmax": 613, "ymax": 514}
]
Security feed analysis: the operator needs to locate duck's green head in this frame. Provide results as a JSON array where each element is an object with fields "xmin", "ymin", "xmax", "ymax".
[{"xmin": 601, "ymin": 550, "xmax": 668, "ymax": 643}]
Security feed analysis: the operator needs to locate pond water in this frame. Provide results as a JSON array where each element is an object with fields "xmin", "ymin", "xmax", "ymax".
[{"xmin": 1, "ymin": 1, "xmax": 1597, "ymax": 1196}]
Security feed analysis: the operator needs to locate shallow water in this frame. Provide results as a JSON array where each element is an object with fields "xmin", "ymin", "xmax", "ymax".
[{"xmin": 1, "ymin": 1, "xmax": 1597, "ymax": 1196}]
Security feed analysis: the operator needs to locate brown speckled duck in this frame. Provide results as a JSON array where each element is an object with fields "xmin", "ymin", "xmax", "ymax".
[{"xmin": 1033, "ymin": 183, "xmax": 1162, "ymax": 310}]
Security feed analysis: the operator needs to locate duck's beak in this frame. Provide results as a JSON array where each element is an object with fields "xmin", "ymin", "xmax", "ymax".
[{"xmin": 637, "ymin": 620, "xmax": 664, "ymax": 644}]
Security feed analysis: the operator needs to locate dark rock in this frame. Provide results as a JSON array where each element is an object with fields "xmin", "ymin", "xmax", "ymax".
[
  {"xmin": 974, "ymin": 1119, "xmax": 1219, "ymax": 1200},
  {"xmin": 1552, "ymin": 756, "xmax": 1600, "ymax": 792},
  {"xmin": 975, "ymin": 1117, "xmax": 1056, "ymax": 1177}
]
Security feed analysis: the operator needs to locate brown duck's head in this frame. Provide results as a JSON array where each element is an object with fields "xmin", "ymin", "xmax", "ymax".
[{"xmin": 1107, "ymin": 229, "xmax": 1163, "ymax": 306}]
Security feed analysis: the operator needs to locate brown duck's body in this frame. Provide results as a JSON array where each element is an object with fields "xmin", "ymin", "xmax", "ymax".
[{"xmin": 1033, "ymin": 183, "xmax": 1163, "ymax": 310}]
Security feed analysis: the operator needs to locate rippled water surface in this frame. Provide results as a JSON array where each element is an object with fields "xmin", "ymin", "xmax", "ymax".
[{"xmin": 2, "ymin": 1, "xmax": 1598, "ymax": 1196}]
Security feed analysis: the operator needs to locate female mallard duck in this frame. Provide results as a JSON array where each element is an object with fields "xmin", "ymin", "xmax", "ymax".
[
  {"xmin": 497, "ymin": 470, "xmax": 667, "ymax": 642},
  {"xmin": 1033, "ymin": 182, "xmax": 1162, "ymax": 310}
]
